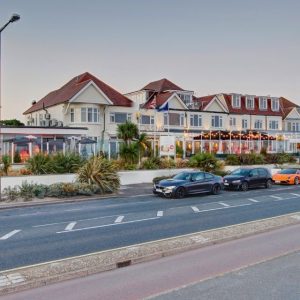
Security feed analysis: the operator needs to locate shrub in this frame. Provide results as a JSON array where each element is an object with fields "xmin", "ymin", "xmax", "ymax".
[
  {"xmin": 50, "ymin": 152, "xmax": 85, "ymax": 173},
  {"xmin": 225, "ymin": 154, "xmax": 240, "ymax": 165},
  {"xmin": 26, "ymin": 153, "xmax": 52, "ymax": 175},
  {"xmin": 14, "ymin": 151, "xmax": 22, "ymax": 163},
  {"xmin": 239, "ymin": 153, "xmax": 265, "ymax": 165},
  {"xmin": 175, "ymin": 158, "xmax": 189, "ymax": 169},
  {"xmin": 119, "ymin": 143, "xmax": 138, "ymax": 164},
  {"xmin": 1, "ymin": 155, "xmax": 11, "ymax": 176},
  {"xmin": 18, "ymin": 181, "xmax": 35, "ymax": 201},
  {"xmin": 141, "ymin": 157, "xmax": 160, "ymax": 170},
  {"xmin": 19, "ymin": 168, "xmax": 33, "ymax": 175},
  {"xmin": 159, "ymin": 158, "xmax": 176, "ymax": 169},
  {"xmin": 265, "ymin": 153, "xmax": 297, "ymax": 164},
  {"xmin": 77, "ymin": 156, "xmax": 120, "ymax": 193},
  {"xmin": 3, "ymin": 186, "xmax": 19, "ymax": 201},
  {"xmin": 176, "ymin": 144, "xmax": 183, "ymax": 158},
  {"xmin": 123, "ymin": 163, "xmax": 138, "ymax": 170},
  {"xmin": 189, "ymin": 152, "xmax": 221, "ymax": 173}
]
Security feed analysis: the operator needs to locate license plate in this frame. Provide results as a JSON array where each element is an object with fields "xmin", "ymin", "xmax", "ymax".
[
  {"xmin": 156, "ymin": 189, "xmax": 163, "ymax": 193},
  {"xmin": 224, "ymin": 183, "xmax": 229, "ymax": 186},
  {"xmin": 275, "ymin": 181, "xmax": 280, "ymax": 184}
]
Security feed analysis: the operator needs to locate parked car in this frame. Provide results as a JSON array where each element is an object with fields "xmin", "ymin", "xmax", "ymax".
[
  {"xmin": 153, "ymin": 171, "xmax": 223, "ymax": 198},
  {"xmin": 272, "ymin": 168, "xmax": 300, "ymax": 185},
  {"xmin": 223, "ymin": 167, "xmax": 272, "ymax": 191}
]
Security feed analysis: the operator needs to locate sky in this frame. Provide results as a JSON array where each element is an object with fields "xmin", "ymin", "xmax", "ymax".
[{"xmin": 1, "ymin": 0, "xmax": 300, "ymax": 120}]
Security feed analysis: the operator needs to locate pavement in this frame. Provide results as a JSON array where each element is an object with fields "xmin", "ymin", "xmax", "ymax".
[{"xmin": 1, "ymin": 222, "xmax": 299, "ymax": 300}]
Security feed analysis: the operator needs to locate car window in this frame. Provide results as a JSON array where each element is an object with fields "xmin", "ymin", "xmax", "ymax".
[
  {"xmin": 279, "ymin": 169, "xmax": 298, "ymax": 174},
  {"xmin": 250, "ymin": 169, "xmax": 259, "ymax": 177},
  {"xmin": 205, "ymin": 173, "xmax": 214, "ymax": 179},
  {"xmin": 173, "ymin": 172, "xmax": 191, "ymax": 180},
  {"xmin": 192, "ymin": 172, "xmax": 205, "ymax": 181},
  {"xmin": 230, "ymin": 169, "xmax": 250, "ymax": 176},
  {"xmin": 258, "ymin": 169, "xmax": 267, "ymax": 176}
]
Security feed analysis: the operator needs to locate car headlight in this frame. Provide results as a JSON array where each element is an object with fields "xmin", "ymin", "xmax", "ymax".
[
  {"xmin": 164, "ymin": 186, "xmax": 176, "ymax": 190},
  {"xmin": 232, "ymin": 180, "xmax": 241, "ymax": 184}
]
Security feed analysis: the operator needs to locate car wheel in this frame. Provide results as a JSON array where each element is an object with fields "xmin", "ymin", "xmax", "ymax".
[
  {"xmin": 175, "ymin": 187, "xmax": 186, "ymax": 199},
  {"xmin": 240, "ymin": 181, "xmax": 248, "ymax": 191},
  {"xmin": 265, "ymin": 179, "xmax": 273, "ymax": 188},
  {"xmin": 294, "ymin": 177, "xmax": 299, "ymax": 185},
  {"xmin": 211, "ymin": 184, "xmax": 221, "ymax": 195}
]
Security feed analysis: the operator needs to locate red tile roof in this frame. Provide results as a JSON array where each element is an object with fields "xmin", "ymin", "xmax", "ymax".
[
  {"xmin": 142, "ymin": 78, "xmax": 183, "ymax": 93},
  {"xmin": 195, "ymin": 93, "xmax": 298, "ymax": 117},
  {"xmin": 24, "ymin": 72, "xmax": 132, "ymax": 114}
]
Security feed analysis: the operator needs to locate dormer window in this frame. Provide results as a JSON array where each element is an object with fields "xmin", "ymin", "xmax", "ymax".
[
  {"xmin": 246, "ymin": 95, "xmax": 255, "ymax": 109},
  {"xmin": 232, "ymin": 94, "xmax": 241, "ymax": 108},
  {"xmin": 178, "ymin": 93, "xmax": 191, "ymax": 106},
  {"xmin": 271, "ymin": 97, "xmax": 279, "ymax": 111},
  {"xmin": 259, "ymin": 97, "xmax": 267, "ymax": 110}
]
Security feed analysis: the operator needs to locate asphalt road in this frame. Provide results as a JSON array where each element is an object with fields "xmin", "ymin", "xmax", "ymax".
[
  {"xmin": 0, "ymin": 184, "xmax": 300, "ymax": 270},
  {"xmin": 2, "ymin": 223, "xmax": 300, "ymax": 300}
]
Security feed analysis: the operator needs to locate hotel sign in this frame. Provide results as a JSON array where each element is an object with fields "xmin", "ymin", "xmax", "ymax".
[{"xmin": 160, "ymin": 136, "xmax": 175, "ymax": 157}]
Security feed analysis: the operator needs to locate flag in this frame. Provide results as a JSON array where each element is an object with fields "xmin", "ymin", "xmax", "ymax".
[
  {"xmin": 157, "ymin": 102, "xmax": 169, "ymax": 112},
  {"xmin": 148, "ymin": 96, "xmax": 157, "ymax": 109}
]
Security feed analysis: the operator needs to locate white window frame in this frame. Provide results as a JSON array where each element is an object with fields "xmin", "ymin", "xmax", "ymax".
[
  {"xmin": 232, "ymin": 94, "xmax": 241, "ymax": 108},
  {"xmin": 259, "ymin": 97, "xmax": 267, "ymax": 110},
  {"xmin": 269, "ymin": 120, "xmax": 279, "ymax": 130},
  {"xmin": 164, "ymin": 112, "xmax": 185, "ymax": 127},
  {"xmin": 140, "ymin": 115, "xmax": 155, "ymax": 125},
  {"xmin": 229, "ymin": 117, "xmax": 236, "ymax": 127},
  {"xmin": 246, "ymin": 96, "xmax": 254, "ymax": 109},
  {"xmin": 70, "ymin": 108, "xmax": 75, "ymax": 123},
  {"xmin": 242, "ymin": 119, "xmax": 248, "ymax": 129},
  {"xmin": 211, "ymin": 115, "xmax": 223, "ymax": 128},
  {"xmin": 271, "ymin": 98, "xmax": 279, "ymax": 111},
  {"xmin": 254, "ymin": 119, "xmax": 263, "ymax": 129},
  {"xmin": 81, "ymin": 107, "xmax": 100, "ymax": 123},
  {"xmin": 190, "ymin": 114, "xmax": 202, "ymax": 127},
  {"xmin": 110, "ymin": 112, "xmax": 132, "ymax": 124}
]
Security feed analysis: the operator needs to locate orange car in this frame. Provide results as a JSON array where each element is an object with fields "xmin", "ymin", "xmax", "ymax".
[{"xmin": 272, "ymin": 169, "xmax": 300, "ymax": 185}]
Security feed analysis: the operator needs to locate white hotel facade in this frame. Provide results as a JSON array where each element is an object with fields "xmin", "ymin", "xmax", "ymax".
[{"xmin": 19, "ymin": 72, "xmax": 300, "ymax": 159}]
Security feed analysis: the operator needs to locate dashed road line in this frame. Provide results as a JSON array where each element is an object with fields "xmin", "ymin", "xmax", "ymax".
[
  {"xmin": 114, "ymin": 216, "xmax": 124, "ymax": 223},
  {"xmin": 57, "ymin": 217, "xmax": 160, "ymax": 234},
  {"xmin": 219, "ymin": 202, "xmax": 230, "ymax": 207},
  {"xmin": 157, "ymin": 211, "xmax": 163, "ymax": 217},
  {"xmin": 290, "ymin": 193, "xmax": 300, "ymax": 197},
  {"xmin": 0, "ymin": 230, "xmax": 21, "ymax": 240},
  {"xmin": 248, "ymin": 198, "xmax": 259, "ymax": 203},
  {"xmin": 64, "ymin": 222, "xmax": 77, "ymax": 231},
  {"xmin": 191, "ymin": 206, "xmax": 200, "ymax": 213},
  {"xmin": 197, "ymin": 203, "xmax": 252, "ymax": 213},
  {"xmin": 270, "ymin": 195, "xmax": 283, "ymax": 200}
]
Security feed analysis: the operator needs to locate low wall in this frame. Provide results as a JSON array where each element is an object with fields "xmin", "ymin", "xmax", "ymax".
[{"xmin": 0, "ymin": 169, "xmax": 190, "ymax": 191}]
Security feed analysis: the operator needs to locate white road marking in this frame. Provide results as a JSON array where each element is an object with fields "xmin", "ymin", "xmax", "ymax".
[
  {"xmin": 64, "ymin": 208, "xmax": 81, "ymax": 212},
  {"xmin": 0, "ymin": 230, "xmax": 21, "ymax": 240},
  {"xmin": 290, "ymin": 193, "xmax": 300, "ymax": 197},
  {"xmin": 157, "ymin": 211, "xmax": 163, "ymax": 217},
  {"xmin": 270, "ymin": 195, "xmax": 283, "ymax": 200},
  {"xmin": 248, "ymin": 198, "xmax": 259, "ymax": 203},
  {"xmin": 219, "ymin": 202, "xmax": 230, "ymax": 207},
  {"xmin": 197, "ymin": 203, "xmax": 252, "ymax": 213},
  {"xmin": 64, "ymin": 222, "xmax": 77, "ymax": 231},
  {"xmin": 191, "ymin": 206, "xmax": 200, "ymax": 213},
  {"xmin": 57, "ymin": 217, "xmax": 160, "ymax": 234},
  {"xmin": 114, "ymin": 216, "xmax": 124, "ymax": 223}
]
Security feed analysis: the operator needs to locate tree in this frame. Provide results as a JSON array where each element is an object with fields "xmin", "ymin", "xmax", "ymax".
[
  {"xmin": 0, "ymin": 119, "xmax": 24, "ymax": 126},
  {"xmin": 117, "ymin": 121, "xmax": 138, "ymax": 146},
  {"xmin": 135, "ymin": 132, "xmax": 151, "ymax": 165}
]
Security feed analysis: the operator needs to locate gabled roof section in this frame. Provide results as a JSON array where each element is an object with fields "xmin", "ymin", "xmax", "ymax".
[
  {"xmin": 142, "ymin": 78, "xmax": 184, "ymax": 93},
  {"xmin": 280, "ymin": 97, "xmax": 300, "ymax": 119},
  {"xmin": 24, "ymin": 72, "xmax": 132, "ymax": 114},
  {"xmin": 142, "ymin": 92, "xmax": 188, "ymax": 110}
]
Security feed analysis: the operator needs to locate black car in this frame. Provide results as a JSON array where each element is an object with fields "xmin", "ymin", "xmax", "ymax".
[
  {"xmin": 153, "ymin": 171, "xmax": 223, "ymax": 198},
  {"xmin": 223, "ymin": 167, "xmax": 272, "ymax": 191}
]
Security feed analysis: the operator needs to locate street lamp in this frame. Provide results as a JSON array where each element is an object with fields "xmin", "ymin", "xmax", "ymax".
[{"xmin": 0, "ymin": 14, "xmax": 20, "ymax": 198}]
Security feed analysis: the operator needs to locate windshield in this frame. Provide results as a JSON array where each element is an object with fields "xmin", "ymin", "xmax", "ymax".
[
  {"xmin": 279, "ymin": 169, "xmax": 298, "ymax": 174},
  {"xmin": 173, "ymin": 172, "xmax": 191, "ymax": 180},
  {"xmin": 230, "ymin": 169, "xmax": 250, "ymax": 176}
]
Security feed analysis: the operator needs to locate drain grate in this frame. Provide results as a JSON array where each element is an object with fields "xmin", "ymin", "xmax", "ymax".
[{"xmin": 116, "ymin": 260, "xmax": 132, "ymax": 268}]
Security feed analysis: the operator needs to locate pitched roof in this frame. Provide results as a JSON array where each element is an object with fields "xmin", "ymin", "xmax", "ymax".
[
  {"xmin": 24, "ymin": 72, "xmax": 132, "ymax": 114},
  {"xmin": 142, "ymin": 78, "xmax": 184, "ymax": 93},
  {"xmin": 280, "ymin": 97, "xmax": 300, "ymax": 118},
  {"xmin": 143, "ymin": 92, "xmax": 174, "ymax": 109}
]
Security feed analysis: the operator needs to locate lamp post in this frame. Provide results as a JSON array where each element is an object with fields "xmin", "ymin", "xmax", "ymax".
[{"xmin": 0, "ymin": 14, "xmax": 20, "ymax": 198}]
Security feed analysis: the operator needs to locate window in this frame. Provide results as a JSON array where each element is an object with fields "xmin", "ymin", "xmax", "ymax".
[
  {"xmin": 254, "ymin": 119, "xmax": 263, "ymax": 129},
  {"xmin": 242, "ymin": 119, "xmax": 248, "ymax": 129},
  {"xmin": 70, "ymin": 108, "xmax": 75, "ymax": 123},
  {"xmin": 179, "ymin": 94, "xmax": 191, "ymax": 105},
  {"xmin": 81, "ymin": 107, "xmax": 100, "ymax": 123},
  {"xmin": 259, "ymin": 97, "xmax": 267, "ymax": 110},
  {"xmin": 232, "ymin": 94, "xmax": 241, "ymax": 108},
  {"xmin": 110, "ymin": 112, "xmax": 131, "ymax": 124},
  {"xmin": 164, "ymin": 113, "xmax": 184, "ymax": 126},
  {"xmin": 211, "ymin": 115, "xmax": 223, "ymax": 128},
  {"xmin": 190, "ymin": 114, "xmax": 202, "ymax": 127},
  {"xmin": 140, "ymin": 115, "xmax": 154, "ymax": 125},
  {"xmin": 271, "ymin": 98, "xmax": 279, "ymax": 111},
  {"xmin": 229, "ymin": 117, "xmax": 236, "ymax": 126},
  {"xmin": 246, "ymin": 96, "xmax": 254, "ymax": 109},
  {"xmin": 269, "ymin": 120, "xmax": 279, "ymax": 130},
  {"xmin": 292, "ymin": 122, "xmax": 300, "ymax": 132}
]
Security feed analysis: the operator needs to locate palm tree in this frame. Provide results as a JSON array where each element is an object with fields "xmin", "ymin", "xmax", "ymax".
[
  {"xmin": 136, "ymin": 133, "xmax": 151, "ymax": 165},
  {"xmin": 117, "ymin": 121, "xmax": 138, "ymax": 146}
]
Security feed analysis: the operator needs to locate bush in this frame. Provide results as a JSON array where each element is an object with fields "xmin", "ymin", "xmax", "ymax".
[
  {"xmin": 1, "ymin": 155, "xmax": 11, "ymax": 176},
  {"xmin": 14, "ymin": 151, "xmax": 22, "ymax": 163},
  {"xmin": 50, "ymin": 152, "xmax": 85, "ymax": 174},
  {"xmin": 176, "ymin": 144, "xmax": 183, "ymax": 158},
  {"xmin": 19, "ymin": 168, "xmax": 32, "ymax": 175},
  {"xmin": 141, "ymin": 157, "xmax": 160, "ymax": 170},
  {"xmin": 119, "ymin": 143, "xmax": 138, "ymax": 164},
  {"xmin": 159, "ymin": 158, "xmax": 176, "ymax": 169},
  {"xmin": 77, "ymin": 156, "xmax": 120, "ymax": 193},
  {"xmin": 18, "ymin": 181, "xmax": 35, "ymax": 201},
  {"xmin": 26, "ymin": 153, "xmax": 52, "ymax": 175},
  {"xmin": 189, "ymin": 152, "xmax": 221, "ymax": 173},
  {"xmin": 265, "ymin": 153, "xmax": 297, "ymax": 164},
  {"xmin": 3, "ymin": 186, "xmax": 19, "ymax": 201},
  {"xmin": 175, "ymin": 158, "xmax": 189, "ymax": 169},
  {"xmin": 239, "ymin": 153, "xmax": 265, "ymax": 165},
  {"xmin": 225, "ymin": 154, "xmax": 240, "ymax": 166}
]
